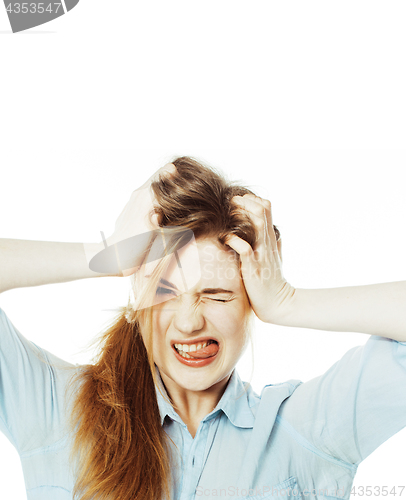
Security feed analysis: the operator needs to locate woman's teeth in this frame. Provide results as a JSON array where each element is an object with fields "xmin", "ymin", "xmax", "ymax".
[
  {"xmin": 175, "ymin": 341, "xmax": 208, "ymax": 352},
  {"xmin": 174, "ymin": 340, "xmax": 215, "ymax": 358},
  {"xmin": 178, "ymin": 350, "xmax": 193, "ymax": 359}
]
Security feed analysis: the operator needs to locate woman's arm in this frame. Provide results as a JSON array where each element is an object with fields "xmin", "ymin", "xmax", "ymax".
[
  {"xmin": 225, "ymin": 194, "xmax": 406, "ymax": 342},
  {"xmin": 273, "ymin": 282, "xmax": 406, "ymax": 342},
  {"xmin": 0, "ymin": 163, "xmax": 177, "ymax": 295},
  {"xmin": 0, "ymin": 238, "xmax": 113, "ymax": 294}
]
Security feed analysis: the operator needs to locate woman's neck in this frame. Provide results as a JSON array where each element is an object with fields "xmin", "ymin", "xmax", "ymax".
[{"xmin": 158, "ymin": 370, "xmax": 232, "ymax": 437}]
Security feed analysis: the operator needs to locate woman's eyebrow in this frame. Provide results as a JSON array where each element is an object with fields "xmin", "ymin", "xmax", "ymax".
[
  {"xmin": 200, "ymin": 288, "xmax": 235, "ymax": 294},
  {"xmin": 144, "ymin": 276, "xmax": 235, "ymax": 294},
  {"xmin": 144, "ymin": 275, "xmax": 179, "ymax": 290}
]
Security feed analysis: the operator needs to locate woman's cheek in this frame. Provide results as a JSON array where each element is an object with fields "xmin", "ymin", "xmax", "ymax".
[{"xmin": 205, "ymin": 304, "xmax": 243, "ymax": 339}]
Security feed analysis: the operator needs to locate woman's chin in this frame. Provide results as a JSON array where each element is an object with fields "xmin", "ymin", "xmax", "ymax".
[{"xmin": 171, "ymin": 373, "xmax": 217, "ymax": 393}]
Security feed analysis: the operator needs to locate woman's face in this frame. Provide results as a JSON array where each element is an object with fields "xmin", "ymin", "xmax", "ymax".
[{"xmin": 140, "ymin": 237, "xmax": 252, "ymax": 394}]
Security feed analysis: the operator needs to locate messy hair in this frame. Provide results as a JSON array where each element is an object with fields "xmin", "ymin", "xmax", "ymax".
[{"xmin": 59, "ymin": 155, "xmax": 281, "ymax": 500}]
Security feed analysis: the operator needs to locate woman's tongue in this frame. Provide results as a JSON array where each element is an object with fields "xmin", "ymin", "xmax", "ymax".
[{"xmin": 187, "ymin": 342, "xmax": 219, "ymax": 359}]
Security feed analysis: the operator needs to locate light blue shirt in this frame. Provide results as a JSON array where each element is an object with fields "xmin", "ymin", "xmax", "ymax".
[{"xmin": 1, "ymin": 306, "xmax": 406, "ymax": 500}]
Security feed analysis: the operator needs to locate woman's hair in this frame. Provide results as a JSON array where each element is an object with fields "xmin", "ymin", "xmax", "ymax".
[{"xmin": 62, "ymin": 155, "xmax": 281, "ymax": 500}]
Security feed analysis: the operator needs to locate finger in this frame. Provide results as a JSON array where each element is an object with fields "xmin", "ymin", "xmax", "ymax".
[
  {"xmin": 224, "ymin": 235, "xmax": 255, "ymax": 273},
  {"xmin": 233, "ymin": 202, "xmax": 268, "ymax": 250},
  {"xmin": 232, "ymin": 195, "xmax": 277, "ymax": 246},
  {"xmin": 158, "ymin": 163, "xmax": 177, "ymax": 181},
  {"xmin": 231, "ymin": 196, "xmax": 268, "ymax": 247},
  {"xmin": 240, "ymin": 193, "xmax": 271, "ymax": 210},
  {"xmin": 145, "ymin": 164, "xmax": 177, "ymax": 226},
  {"xmin": 239, "ymin": 195, "xmax": 275, "ymax": 239},
  {"xmin": 162, "ymin": 162, "xmax": 177, "ymax": 174},
  {"xmin": 232, "ymin": 194, "xmax": 266, "ymax": 217},
  {"xmin": 224, "ymin": 234, "xmax": 258, "ymax": 285},
  {"xmin": 138, "ymin": 163, "xmax": 177, "ymax": 191},
  {"xmin": 235, "ymin": 194, "xmax": 279, "ymax": 243},
  {"xmin": 150, "ymin": 212, "xmax": 160, "ymax": 227},
  {"xmin": 277, "ymin": 237, "xmax": 282, "ymax": 264}
]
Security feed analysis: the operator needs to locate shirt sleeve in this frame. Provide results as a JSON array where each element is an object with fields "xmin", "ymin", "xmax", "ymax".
[
  {"xmin": 0, "ymin": 307, "xmax": 76, "ymax": 454},
  {"xmin": 278, "ymin": 335, "xmax": 406, "ymax": 466}
]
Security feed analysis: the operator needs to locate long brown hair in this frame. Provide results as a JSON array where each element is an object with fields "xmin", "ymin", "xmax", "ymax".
[{"xmin": 63, "ymin": 155, "xmax": 281, "ymax": 500}]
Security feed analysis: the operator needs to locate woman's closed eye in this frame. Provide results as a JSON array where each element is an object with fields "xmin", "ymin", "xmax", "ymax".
[{"xmin": 155, "ymin": 287, "xmax": 231, "ymax": 303}]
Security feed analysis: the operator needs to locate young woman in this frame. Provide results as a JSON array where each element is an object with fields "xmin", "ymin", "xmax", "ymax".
[{"xmin": 1, "ymin": 156, "xmax": 405, "ymax": 500}]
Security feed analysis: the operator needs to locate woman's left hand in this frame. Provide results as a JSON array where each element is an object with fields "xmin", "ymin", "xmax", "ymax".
[{"xmin": 225, "ymin": 194, "xmax": 296, "ymax": 324}]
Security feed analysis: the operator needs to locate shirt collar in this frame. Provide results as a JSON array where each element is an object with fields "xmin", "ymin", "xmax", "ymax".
[{"xmin": 154, "ymin": 366, "xmax": 256, "ymax": 429}]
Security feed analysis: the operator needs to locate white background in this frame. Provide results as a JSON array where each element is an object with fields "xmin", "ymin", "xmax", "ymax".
[
  {"xmin": 1, "ymin": 1, "xmax": 406, "ymax": 500},
  {"xmin": 1, "ymin": 149, "xmax": 405, "ymax": 499}
]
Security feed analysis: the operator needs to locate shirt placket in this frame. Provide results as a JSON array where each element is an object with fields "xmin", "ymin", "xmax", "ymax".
[
  {"xmin": 180, "ymin": 415, "xmax": 220, "ymax": 500},
  {"xmin": 179, "ymin": 419, "xmax": 212, "ymax": 500}
]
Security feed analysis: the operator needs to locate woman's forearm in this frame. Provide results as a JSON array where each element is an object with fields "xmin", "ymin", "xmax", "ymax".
[
  {"xmin": 0, "ymin": 238, "xmax": 116, "ymax": 294},
  {"xmin": 273, "ymin": 281, "xmax": 406, "ymax": 342}
]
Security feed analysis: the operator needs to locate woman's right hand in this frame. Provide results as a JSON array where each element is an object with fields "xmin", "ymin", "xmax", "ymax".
[{"xmin": 98, "ymin": 163, "xmax": 177, "ymax": 277}]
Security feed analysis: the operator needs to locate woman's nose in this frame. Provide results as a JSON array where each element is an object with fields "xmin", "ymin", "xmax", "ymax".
[{"xmin": 172, "ymin": 295, "xmax": 205, "ymax": 334}]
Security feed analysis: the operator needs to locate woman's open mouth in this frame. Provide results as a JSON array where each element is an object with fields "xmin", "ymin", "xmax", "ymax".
[{"xmin": 172, "ymin": 339, "xmax": 220, "ymax": 367}]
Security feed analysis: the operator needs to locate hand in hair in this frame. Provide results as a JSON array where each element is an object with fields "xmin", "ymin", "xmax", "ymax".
[
  {"xmin": 225, "ymin": 194, "xmax": 296, "ymax": 324},
  {"xmin": 104, "ymin": 163, "xmax": 177, "ymax": 277}
]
